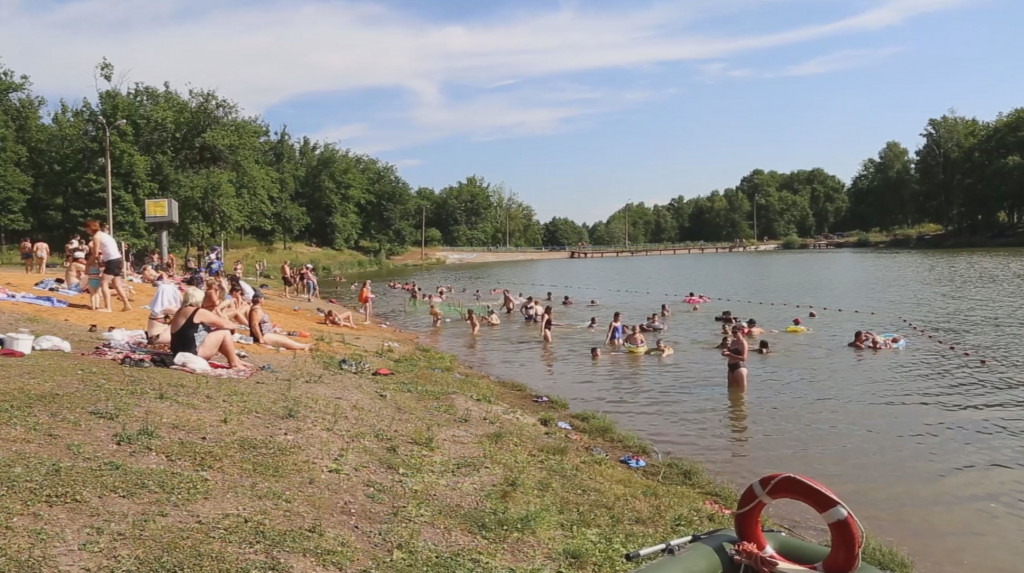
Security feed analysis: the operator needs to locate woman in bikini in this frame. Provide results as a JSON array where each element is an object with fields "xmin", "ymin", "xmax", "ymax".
[
  {"xmin": 722, "ymin": 324, "xmax": 748, "ymax": 391},
  {"xmin": 539, "ymin": 305, "xmax": 554, "ymax": 343},
  {"xmin": 325, "ymin": 309, "xmax": 357, "ymax": 328},
  {"xmin": 247, "ymin": 293, "xmax": 312, "ymax": 351}
]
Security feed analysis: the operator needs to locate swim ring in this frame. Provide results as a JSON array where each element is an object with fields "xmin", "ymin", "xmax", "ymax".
[
  {"xmin": 786, "ymin": 326, "xmax": 807, "ymax": 333},
  {"xmin": 641, "ymin": 323, "xmax": 665, "ymax": 332},
  {"xmin": 683, "ymin": 296, "xmax": 708, "ymax": 304},
  {"xmin": 881, "ymin": 334, "xmax": 907, "ymax": 348},
  {"xmin": 625, "ymin": 343, "xmax": 648, "ymax": 354}
]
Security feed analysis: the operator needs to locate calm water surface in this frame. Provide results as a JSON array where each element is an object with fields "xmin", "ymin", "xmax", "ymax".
[{"xmin": 342, "ymin": 250, "xmax": 1024, "ymax": 573}]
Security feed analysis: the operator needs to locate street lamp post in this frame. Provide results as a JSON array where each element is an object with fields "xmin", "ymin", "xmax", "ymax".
[{"xmin": 98, "ymin": 117, "xmax": 126, "ymax": 235}]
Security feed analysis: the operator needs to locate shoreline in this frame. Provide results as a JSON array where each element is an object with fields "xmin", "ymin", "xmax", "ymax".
[{"xmin": 0, "ymin": 267, "xmax": 911, "ymax": 572}]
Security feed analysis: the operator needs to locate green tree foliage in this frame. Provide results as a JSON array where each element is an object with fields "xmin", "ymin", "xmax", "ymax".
[{"xmin": 3, "ymin": 58, "xmax": 1023, "ymax": 258}]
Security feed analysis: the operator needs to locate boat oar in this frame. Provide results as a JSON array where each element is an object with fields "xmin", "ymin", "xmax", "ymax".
[{"xmin": 624, "ymin": 533, "xmax": 701, "ymax": 562}]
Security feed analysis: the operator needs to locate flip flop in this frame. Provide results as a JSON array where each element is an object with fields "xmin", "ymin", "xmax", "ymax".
[{"xmin": 533, "ymin": 396, "xmax": 550, "ymax": 403}]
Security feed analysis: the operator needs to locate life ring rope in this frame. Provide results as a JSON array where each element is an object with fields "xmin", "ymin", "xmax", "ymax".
[{"xmin": 734, "ymin": 473, "xmax": 864, "ymax": 573}]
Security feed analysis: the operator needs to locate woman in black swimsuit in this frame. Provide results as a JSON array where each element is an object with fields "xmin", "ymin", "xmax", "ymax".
[
  {"xmin": 722, "ymin": 324, "xmax": 748, "ymax": 391},
  {"xmin": 539, "ymin": 305, "xmax": 554, "ymax": 343},
  {"xmin": 168, "ymin": 287, "xmax": 248, "ymax": 369}
]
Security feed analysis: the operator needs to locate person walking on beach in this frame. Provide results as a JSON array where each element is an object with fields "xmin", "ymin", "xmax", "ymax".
[
  {"xmin": 19, "ymin": 238, "xmax": 33, "ymax": 273},
  {"xmin": 32, "ymin": 240, "xmax": 50, "ymax": 274},
  {"xmin": 280, "ymin": 260, "xmax": 293, "ymax": 298},
  {"xmin": 358, "ymin": 280, "xmax": 373, "ymax": 323},
  {"xmin": 84, "ymin": 219, "xmax": 132, "ymax": 312}
]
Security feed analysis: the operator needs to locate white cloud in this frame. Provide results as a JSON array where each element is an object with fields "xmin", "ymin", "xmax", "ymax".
[
  {"xmin": 777, "ymin": 47, "xmax": 904, "ymax": 77},
  {"xmin": 0, "ymin": 0, "xmax": 966, "ymax": 149}
]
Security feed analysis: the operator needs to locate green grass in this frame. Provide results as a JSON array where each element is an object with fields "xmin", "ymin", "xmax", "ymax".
[{"xmin": 0, "ymin": 312, "xmax": 915, "ymax": 573}]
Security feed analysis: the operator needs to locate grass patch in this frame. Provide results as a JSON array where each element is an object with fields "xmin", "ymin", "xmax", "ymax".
[{"xmin": 863, "ymin": 533, "xmax": 915, "ymax": 573}]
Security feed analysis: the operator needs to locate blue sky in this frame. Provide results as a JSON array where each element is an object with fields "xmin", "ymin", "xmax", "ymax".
[{"xmin": 1, "ymin": 0, "xmax": 1020, "ymax": 222}]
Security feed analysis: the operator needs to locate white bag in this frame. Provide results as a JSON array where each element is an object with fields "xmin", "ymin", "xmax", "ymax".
[
  {"xmin": 32, "ymin": 335, "xmax": 71, "ymax": 353},
  {"xmin": 173, "ymin": 352, "xmax": 212, "ymax": 372}
]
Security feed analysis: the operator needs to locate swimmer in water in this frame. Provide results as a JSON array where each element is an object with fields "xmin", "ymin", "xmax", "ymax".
[
  {"xmin": 625, "ymin": 325, "xmax": 646, "ymax": 348},
  {"xmin": 486, "ymin": 309, "xmax": 501, "ymax": 325},
  {"xmin": 562, "ymin": 295, "xmax": 573, "ymax": 306},
  {"xmin": 715, "ymin": 336, "xmax": 730, "ymax": 349},
  {"xmin": 809, "ymin": 310, "xmax": 818, "ymax": 318},
  {"xmin": 661, "ymin": 304, "xmax": 671, "ymax": 317},
  {"xmin": 587, "ymin": 317, "xmax": 597, "ymax": 328},
  {"xmin": 605, "ymin": 312, "xmax": 625, "ymax": 346},
  {"xmin": 757, "ymin": 340, "xmax": 771, "ymax": 354},
  {"xmin": 692, "ymin": 305, "xmax": 700, "ymax": 312},
  {"xmin": 723, "ymin": 324, "xmax": 748, "ymax": 391},
  {"xmin": 545, "ymin": 292, "xmax": 553, "ymax": 302},
  {"xmin": 848, "ymin": 330, "xmax": 875, "ymax": 349},
  {"xmin": 587, "ymin": 299, "xmax": 599, "ymax": 307},
  {"xmin": 646, "ymin": 339, "xmax": 674, "ymax": 356},
  {"xmin": 746, "ymin": 318, "xmax": 764, "ymax": 337},
  {"xmin": 591, "ymin": 347, "xmax": 601, "ymax": 359}
]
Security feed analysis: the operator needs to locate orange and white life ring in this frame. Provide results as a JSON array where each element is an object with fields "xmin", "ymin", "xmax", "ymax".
[{"xmin": 734, "ymin": 473, "xmax": 863, "ymax": 573}]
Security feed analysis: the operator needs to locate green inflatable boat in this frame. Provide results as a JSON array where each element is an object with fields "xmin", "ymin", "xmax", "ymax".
[{"xmin": 627, "ymin": 529, "xmax": 884, "ymax": 573}]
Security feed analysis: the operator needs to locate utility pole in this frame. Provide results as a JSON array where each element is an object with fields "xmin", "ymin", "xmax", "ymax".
[
  {"xmin": 421, "ymin": 205, "xmax": 426, "ymax": 261},
  {"xmin": 625, "ymin": 200, "xmax": 631, "ymax": 249},
  {"xmin": 98, "ymin": 117, "xmax": 126, "ymax": 235}
]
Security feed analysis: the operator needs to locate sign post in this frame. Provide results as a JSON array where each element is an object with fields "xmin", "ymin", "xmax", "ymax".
[{"xmin": 145, "ymin": 199, "xmax": 179, "ymax": 265}]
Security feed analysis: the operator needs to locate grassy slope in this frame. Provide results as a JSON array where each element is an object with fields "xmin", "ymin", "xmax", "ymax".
[{"xmin": 0, "ymin": 272, "xmax": 912, "ymax": 572}]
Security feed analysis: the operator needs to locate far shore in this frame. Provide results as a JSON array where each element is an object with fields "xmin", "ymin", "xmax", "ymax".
[{"xmin": 431, "ymin": 243, "xmax": 781, "ymax": 264}]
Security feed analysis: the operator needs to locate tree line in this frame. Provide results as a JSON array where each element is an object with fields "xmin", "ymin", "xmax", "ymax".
[{"xmin": 2, "ymin": 60, "xmax": 1022, "ymax": 257}]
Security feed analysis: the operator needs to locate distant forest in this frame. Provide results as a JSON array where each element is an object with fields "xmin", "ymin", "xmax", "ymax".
[{"xmin": 2, "ymin": 60, "xmax": 1022, "ymax": 255}]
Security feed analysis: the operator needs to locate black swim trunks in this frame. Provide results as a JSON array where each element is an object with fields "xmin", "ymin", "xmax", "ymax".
[{"xmin": 102, "ymin": 257, "xmax": 124, "ymax": 277}]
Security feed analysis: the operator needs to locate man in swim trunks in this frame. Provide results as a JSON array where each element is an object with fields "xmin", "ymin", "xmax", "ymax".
[
  {"xmin": 280, "ymin": 260, "xmax": 294, "ymax": 298},
  {"xmin": 502, "ymin": 290, "xmax": 515, "ymax": 314},
  {"xmin": 19, "ymin": 238, "xmax": 33, "ymax": 273},
  {"xmin": 848, "ymin": 330, "xmax": 873, "ymax": 349}
]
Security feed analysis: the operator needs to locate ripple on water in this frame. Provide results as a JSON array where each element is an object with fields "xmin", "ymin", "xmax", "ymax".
[{"xmin": 349, "ymin": 249, "xmax": 1024, "ymax": 573}]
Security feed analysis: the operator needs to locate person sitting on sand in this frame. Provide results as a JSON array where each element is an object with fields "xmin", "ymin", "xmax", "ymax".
[
  {"xmin": 466, "ymin": 308, "xmax": 480, "ymax": 335},
  {"xmin": 646, "ymin": 339, "xmax": 674, "ymax": 356},
  {"xmin": 169, "ymin": 287, "xmax": 250, "ymax": 368},
  {"xmin": 757, "ymin": 340, "xmax": 771, "ymax": 354},
  {"xmin": 430, "ymin": 304, "xmax": 443, "ymax": 327},
  {"xmin": 222, "ymin": 285, "xmax": 252, "ymax": 326},
  {"xmin": 486, "ymin": 309, "xmax": 501, "ymax": 326},
  {"xmin": 625, "ymin": 325, "xmax": 646, "ymax": 348},
  {"xmin": 325, "ymin": 309, "xmax": 357, "ymax": 328},
  {"xmin": 248, "ymin": 293, "xmax": 312, "ymax": 351},
  {"xmin": 562, "ymin": 295, "xmax": 573, "ymax": 306}
]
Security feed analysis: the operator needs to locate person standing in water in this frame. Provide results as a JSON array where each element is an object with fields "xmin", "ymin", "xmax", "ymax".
[
  {"xmin": 723, "ymin": 324, "xmax": 748, "ymax": 391},
  {"xmin": 84, "ymin": 220, "xmax": 131, "ymax": 312},
  {"xmin": 605, "ymin": 312, "xmax": 624, "ymax": 346},
  {"xmin": 466, "ymin": 308, "xmax": 480, "ymax": 335},
  {"xmin": 539, "ymin": 305, "xmax": 554, "ymax": 343}
]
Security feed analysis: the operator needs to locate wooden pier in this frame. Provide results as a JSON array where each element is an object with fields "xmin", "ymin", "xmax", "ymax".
[{"xmin": 569, "ymin": 245, "xmax": 778, "ymax": 259}]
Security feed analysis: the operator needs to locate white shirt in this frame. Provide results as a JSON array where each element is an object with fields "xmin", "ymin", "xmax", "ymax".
[{"xmin": 95, "ymin": 232, "xmax": 120, "ymax": 262}]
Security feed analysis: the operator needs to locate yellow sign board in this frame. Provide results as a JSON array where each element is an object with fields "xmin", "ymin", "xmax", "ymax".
[{"xmin": 145, "ymin": 199, "xmax": 168, "ymax": 218}]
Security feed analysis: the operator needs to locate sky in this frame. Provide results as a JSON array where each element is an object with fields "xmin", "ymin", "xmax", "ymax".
[{"xmin": 1, "ymin": 0, "xmax": 1021, "ymax": 222}]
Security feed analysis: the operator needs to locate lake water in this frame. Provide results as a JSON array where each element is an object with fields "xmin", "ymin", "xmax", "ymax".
[{"xmin": 339, "ymin": 250, "xmax": 1024, "ymax": 573}]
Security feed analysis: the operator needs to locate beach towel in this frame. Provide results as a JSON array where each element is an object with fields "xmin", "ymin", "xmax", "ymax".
[{"xmin": 0, "ymin": 293, "xmax": 70, "ymax": 308}]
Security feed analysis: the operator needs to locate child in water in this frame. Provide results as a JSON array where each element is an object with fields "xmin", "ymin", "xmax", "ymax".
[
  {"xmin": 591, "ymin": 347, "xmax": 601, "ymax": 359},
  {"xmin": 429, "ymin": 304, "xmax": 443, "ymax": 327},
  {"xmin": 646, "ymin": 339, "xmax": 674, "ymax": 356},
  {"xmin": 757, "ymin": 340, "xmax": 771, "ymax": 354}
]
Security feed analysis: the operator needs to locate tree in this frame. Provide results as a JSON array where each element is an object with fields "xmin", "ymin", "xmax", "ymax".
[
  {"xmin": 542, "ymin": 217, "xmax": 587, "ymax": 246},
  {"xmin": 915, "ymin": 110, "xmax": 986, "ymax": 231}
]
